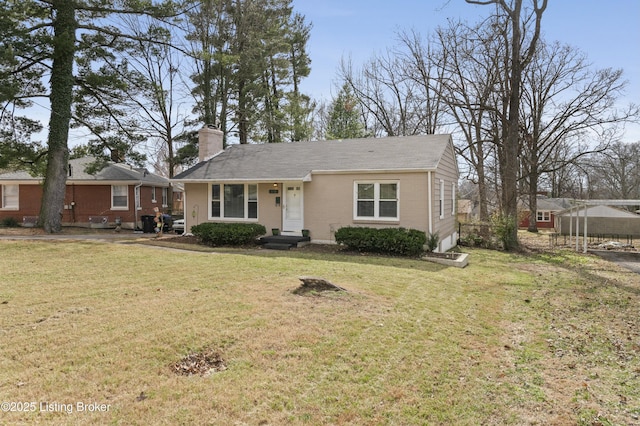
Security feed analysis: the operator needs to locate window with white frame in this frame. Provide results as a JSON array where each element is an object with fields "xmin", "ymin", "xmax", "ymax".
[
  {"xmin": 162, "ymin": 187, "xmax": 168, "ymax": 207},
  {"xmin": 537, "ymin": 211, "xmax": 551, "ymax": 222},
  {"xmin": 1, "ymin": 184, "xmax": 18, "ymax": 209},
  {"xmin": 151, "ymin": 186, "xmax": 157, "ymax": 203},
  {"xmin": 439, "ymin": 179, "xmax": 445, "ymax": 218},
  {"xmin": 451, "ymin": 182, "xmax": 456, "ymax": 216},
  {"xmin": 111, "ymin": 185, "xmax": 128, "ymax": 209},
  {"xmin": 354, "ymin": 181, "xmax": 398, "ymax": 220},
  {"xmin": 210, "ymin": 183, "xmax": 258, "ymax": 220}
]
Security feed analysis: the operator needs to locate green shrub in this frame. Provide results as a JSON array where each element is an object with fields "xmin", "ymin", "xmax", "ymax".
[
  {"xmin": 490, "ymin": 213, "xmax": 518, "ymax": 251},
  {"xmin": 191, "ymin": 223, "xmax": 266, "ymax": 246},
  {"xmin": 334, "ymin": 226, "xmax": 426, "ymax": 257},
  {"xmin": 426, "ymin": 232, "xmax": 440, "ymax": 252},
  {"xmin": 1, "ymin": 217, "xmax": 19, "ymax": 228}
]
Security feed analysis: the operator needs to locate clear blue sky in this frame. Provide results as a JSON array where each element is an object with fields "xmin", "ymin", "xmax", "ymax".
[{"xmin": 294, "ymin": 0, "xmax": 640, "ymax": 142}]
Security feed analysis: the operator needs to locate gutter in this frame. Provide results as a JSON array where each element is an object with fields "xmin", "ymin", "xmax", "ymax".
[{"xmin": 428, "ymin": 171, "xmax": 433, "ymax": 235}]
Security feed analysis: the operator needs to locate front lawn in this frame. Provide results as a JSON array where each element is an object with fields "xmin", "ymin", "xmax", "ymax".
[{"xmin": 0, "ymin": 238, "xmax": 638, "ymax": 425}]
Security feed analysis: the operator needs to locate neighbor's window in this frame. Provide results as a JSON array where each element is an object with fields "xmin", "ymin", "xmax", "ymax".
[
  {"xmin": 162, "ymin": 187, "xmax": 168, "ymax": 207},
  {"xmin": 537, "ymin": 211, "xmax": 551, "ymax": 222},
  {"xmin": 354, "ymin": 182, "xmax": 398, "ymax": 220},
  {"xmin": 210, "ymin": 183, "xmax": 258, "ymax": 220},
  {"xmin": 1, "ymin": 184, "xmax": 18, "ymax": 210},
  {"xmin": 111, "ymin": 185, "xmax": 128, "ymax": 209}
]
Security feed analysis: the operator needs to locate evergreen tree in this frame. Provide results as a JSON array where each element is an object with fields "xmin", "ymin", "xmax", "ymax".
[
  {"xmin": 326, "ymin": 83, "xmax": 368, "ymax": 140},
  {"xmin": 0, "ymin": 0, "xmax": 178, "ymax": 232},
  {"xmin": 186, "ymin": 0, "xmax": 312, "ymax": 144}
]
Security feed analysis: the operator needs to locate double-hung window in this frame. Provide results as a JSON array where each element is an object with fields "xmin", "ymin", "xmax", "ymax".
[
  {"xmin": 210, "ymin": 183, "xmax": 258, "ymax": 220},
  {"xmin": 1, "ymin": 184, "xmax": 18, "ymax": 210},
  {"xmin": 451, "ymin": 182, "xmax": 456, "ymax": 216},
  {"xmin": 111, "ymin": 185, "xmax": 128, "ymax": 209},
  {"xmin": 354, "ymin": 181, "xmax": 398, "ymax": 220},
  {"xmin": 537, "ymin": 211, "xmax": 551, "ymax": 222},
  {"xmin": 162, "ymin": 187, "xmax": 168, "ymax": 208}
]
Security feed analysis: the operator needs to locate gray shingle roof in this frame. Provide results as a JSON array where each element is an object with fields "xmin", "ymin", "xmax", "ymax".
[
  {"xmin": 0, "ymin": 156, "xmax": 169, "ymax": 185},
  {"xmin": 173, "ymin": 135, "xmax": 453, "ymax": 181},
  {"xmin": 537, "ymin": 197, "xmax": 572, "ymax": 211}
]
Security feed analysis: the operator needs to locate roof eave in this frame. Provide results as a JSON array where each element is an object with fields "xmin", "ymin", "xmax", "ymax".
[{"xmin": 172, "ymin": 168, "xmax": 435, "ymax": 183}]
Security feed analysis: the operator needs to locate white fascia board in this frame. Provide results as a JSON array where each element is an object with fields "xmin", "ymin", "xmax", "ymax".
[
  {"xmin": 581, "ymin": 199, "xmax": 640, "ymax": 206},
  {"xmin": 172, "ymin": 178, "xmax": 307, "ymax": 183},
  {"xmin": 0, "ymin": 179, "xmax": 42, "ymax": 184},
  {"xmin": 309, "ymin": 168, "xmax": 434, "ymax": 175},
  {"xmin": 68, "ymin": 180, "xmax": 167, "ymax": 186}
]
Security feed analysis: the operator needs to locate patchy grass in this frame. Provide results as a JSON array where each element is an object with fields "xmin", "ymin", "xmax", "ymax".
[{"xmin": 0, "ymin": 238, "xmax": 639, "ymax": 425}]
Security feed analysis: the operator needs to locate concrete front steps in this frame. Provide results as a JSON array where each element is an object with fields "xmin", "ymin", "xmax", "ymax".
[{"xmin": 258, "ymin": 235, "xmax": 311, "ymax": 250}]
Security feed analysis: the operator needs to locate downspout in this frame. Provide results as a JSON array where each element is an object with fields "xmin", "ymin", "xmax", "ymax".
[
  {"xmin": 183, "ymin": 189, "xmax": 188, "ymax": 234},
  {"xmin": 71, "ymin": 183, "xmax": 76, "ymax": 223},
  {"xmin": 427, "ymin": 171, "xmax": 433, "ymax": 236},
  {"xmin": 135, "ymin": 182, "xmax": 143, "ymax": 231}
]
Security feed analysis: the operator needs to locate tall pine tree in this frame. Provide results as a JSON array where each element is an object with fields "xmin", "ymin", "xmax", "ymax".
[{"xmin": 0, "ymin": 0, "xmax": 178, "ymax": 232}]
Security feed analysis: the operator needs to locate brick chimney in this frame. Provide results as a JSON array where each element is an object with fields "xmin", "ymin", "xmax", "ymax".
[{"xmin": 198, "ymin": 125, "xmax": 224, "ymax": 162}]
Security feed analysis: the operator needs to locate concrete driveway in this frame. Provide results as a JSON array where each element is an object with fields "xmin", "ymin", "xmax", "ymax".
[{"xmin": 591, "ymin": 250, "xmax": 640, "ymax": 274}]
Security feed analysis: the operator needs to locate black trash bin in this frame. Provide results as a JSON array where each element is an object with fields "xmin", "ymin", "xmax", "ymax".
[{"xmin": 141, "ymin": 215, "xmax": 155, "ymax": 233}]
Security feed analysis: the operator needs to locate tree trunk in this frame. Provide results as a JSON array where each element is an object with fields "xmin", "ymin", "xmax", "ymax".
[
  {"xmin": 527, "ymin": 167, "xmax": 539, "ymax": 233},
  {"xmin": 501, "ymin": 1, "xmax": 523, "ymax": 250},
  {"xmin": 39, "ymin": 0, "xmax": 76, "ymax": 233},
  {"xmin": 237, "ymin": 79, "xmax": 248, "ymax": 144}
]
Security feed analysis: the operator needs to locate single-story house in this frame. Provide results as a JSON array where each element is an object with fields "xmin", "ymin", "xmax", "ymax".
[
  {"xmin": 0, "ymin": 156, "xmax": 171, "ymax": 229},
  {"xmin": 555, "ymin": 204, "xmax": 640, "ymax": 237},
  {"xmin": 519, "ymin": 196, "xmax": 572, "ymax": 229},
  {"xmin": 172, "ymin": 126, "xmax": 460, "ymax": 252}
]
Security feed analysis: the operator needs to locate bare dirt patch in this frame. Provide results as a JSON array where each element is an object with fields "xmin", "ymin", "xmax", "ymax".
[{"xmin": 172, "ymin": 349, "xmax": 227, "ymax": 377}]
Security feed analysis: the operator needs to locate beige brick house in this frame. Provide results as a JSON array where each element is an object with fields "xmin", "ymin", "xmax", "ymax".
[{"xmin": 173, "ymin": 127, "xmax": 460, "ymax": 252}]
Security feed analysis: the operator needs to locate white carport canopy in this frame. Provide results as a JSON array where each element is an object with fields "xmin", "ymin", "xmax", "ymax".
[{"xmin": 564, "ymin": 200, "xmax": 640, "ymax": 253}]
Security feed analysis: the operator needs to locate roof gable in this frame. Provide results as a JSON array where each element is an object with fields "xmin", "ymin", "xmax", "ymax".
[{"xmin": 173, "ymin": 135, "xmax": 454, "ymax": 181}]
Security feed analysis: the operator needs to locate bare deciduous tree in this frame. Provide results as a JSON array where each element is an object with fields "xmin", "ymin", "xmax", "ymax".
[
  {"xmin": 466, "ymin": 0, "xmax": 548, "ymax": 250},
  {"xmin": 338, "ymin": 30, "xmax": 446, "ymax": 138},
  {"xmin": 520, "ymin": 39, "xmax": 639, "ymax": 231},
  {"xmin": 587, "ymin": 141, "xmax": 640, "ymax": 200},
  {"xmin": 434, "ymin": 18, "xmax": 507, "ymax": 221}
]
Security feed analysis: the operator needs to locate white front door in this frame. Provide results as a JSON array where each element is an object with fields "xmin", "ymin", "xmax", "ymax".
[{"xmin": 282, "ymin": 183, "xmax": 303, "ymax": 234}]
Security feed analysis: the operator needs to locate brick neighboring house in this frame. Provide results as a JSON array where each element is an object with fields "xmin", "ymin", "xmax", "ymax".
[
  {"xmin": 519, "ymin": 196, "xmax": 572, "ymax": 229},
  {"xmin": 0, "ymin": 156, "xmax": 171, "ymax": 229}
]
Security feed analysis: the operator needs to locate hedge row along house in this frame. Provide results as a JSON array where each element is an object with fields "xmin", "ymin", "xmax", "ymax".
[
  {"xmin": 172, "ymin": 126, "xmax": 460, "ymax": 252},
  {"xmin": 0, "ymin": 156, "xmax": 170, "ymax": 229}
]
